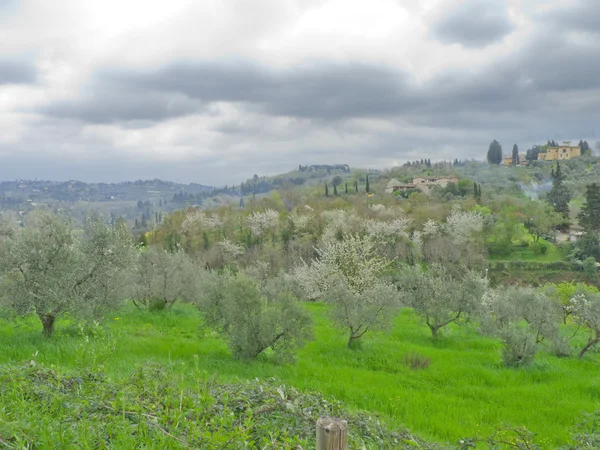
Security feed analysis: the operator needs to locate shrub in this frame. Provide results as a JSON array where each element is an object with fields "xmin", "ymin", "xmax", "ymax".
[
  {"xmin": 500, "ymin": 328, "xmax": 538, "ymax": 367},
  {"xmin": 403, "ymin": 352, "xmax": 431, "ymax": 370},
  {"xmin": 571, "ymin": 411, "xmax": 600, "ymax": 448}
]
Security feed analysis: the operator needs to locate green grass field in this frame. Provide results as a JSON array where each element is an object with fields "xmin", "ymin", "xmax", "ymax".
[{"xmin": 1, "ymin": 304, "xmax": 599, "ymax": 447}]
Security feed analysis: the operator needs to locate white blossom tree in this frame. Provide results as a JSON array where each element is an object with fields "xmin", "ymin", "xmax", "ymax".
[{"xmin": 296, "ymin": 235, "xmax": 400, "ymax": 346}]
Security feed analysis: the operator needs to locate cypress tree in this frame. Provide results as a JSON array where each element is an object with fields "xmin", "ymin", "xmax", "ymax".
[
  {"xmin": 578, "ymin": 183, "xmax": 600, "ymax": 233},
  {"xmin": 548, "ymin": 161, "xmax": 571, "ymax": 222},
  {"xmin": 487, "ymin": 140, "xmax": 503, "ymax": 165},
  {"xmin": 345, "ymin": 182, "xmax": 348, "ymax": 194},
  {"xmin": 366, "ymin": 175, "xmax": 370, "ymax": 193},
  {"xmin": 512, "ymin": 144, "xmax": 519, "ymax": 166},
  {"xmin": 354, "ymin": 180, "xmax": 358, "ymax": 193},
  {"xmin": 333, "ymin": 184, "xmax": 338, "ymax": 196},
  {"xmin": 325, "ymin": 183, "xmax": 329, "ymax": 197}
]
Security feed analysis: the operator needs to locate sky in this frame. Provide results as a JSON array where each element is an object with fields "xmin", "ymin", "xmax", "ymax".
[{"xmin": 0, "ymin": 0, "xmax": 598, "ymax": 185}]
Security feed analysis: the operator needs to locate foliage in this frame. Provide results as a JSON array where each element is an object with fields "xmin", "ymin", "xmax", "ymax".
[
  {"xmin": 479, "ymin": 287, "xmax": 561, "ymax": 365},
  {"xmin": 542, "ymin": 281, "xmax": 598, "ymax": 324},
  {"xmin": 571, "ymin": 232, "xmax": 600, "ymax": 263},
  {"xmin": 487, "ymin": 140, "xmax": 503, "ymax": 165},
  {"xmin": 523, "ymin": 201, "xmax": 562, "ymax": 243},
  {"xmin": 578, "ymin": 183, "xmax": 600, "ymax": 233},
  {"xmin": 132, "ymin": 247, "xmax": 200, "ymax": 310},
  {"xmin": 512, "ymin": 144, "xmax": 519, "ymax": 166},
  {"xmin": 567, "ymin": 290, "xmax": 600, "ymax": 358},
  {"xmin": 0, "ymin": 212, "xmax": 136, "ymax": 337},
  {"xmin": 582, "ymin": 257, "xmax": 598, "ymax": 283},
  {"xmin": 547, "ymin": 162, "xmax": 571, "ymax": 222},
  {"xmin": 296, "ymin": 235, "xmax": 400, "ymax": 345},
  {"xmin": 0, "ymin": 363, "xmax": 428, "ymax": 449},
  {"xmin": 571, "ymin": 411, "xmax": 600, "ymax": 448},
  {"xmin": 399, "ymin": 264, "xmax": 487, "ymax": 337},
  {"xmin": 197, "ymin": 270, "xmax": 312, "ymax": 361}
]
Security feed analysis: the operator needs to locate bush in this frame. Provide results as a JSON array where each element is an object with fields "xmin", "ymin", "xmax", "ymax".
[
  {"xmin": 552, "ymin": 337, "xmax": 572, "ymax": 358},
  {"xmin": 539, "ymin": 243, "xmax": 549, "ymax": 254},
  {"xmin": 403, "ymin": 352, "xmax": 431, "ymax": 370},
  {"xmin": 500, "ymin": 328, "xmax": 538, "ymax": 367}
]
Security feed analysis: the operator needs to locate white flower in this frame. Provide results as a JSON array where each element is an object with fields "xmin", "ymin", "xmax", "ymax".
[{"xmin": 247, "ymin": 209, "xmax": 280, "ymax": 236}]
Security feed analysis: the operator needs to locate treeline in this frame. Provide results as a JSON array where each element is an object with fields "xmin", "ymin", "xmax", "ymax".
[{"xmin": 1, "ymin": 207, "xmax": 600, "ymax": 367}]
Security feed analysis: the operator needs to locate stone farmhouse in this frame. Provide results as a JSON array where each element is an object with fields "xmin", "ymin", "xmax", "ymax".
[
  {"xmin": 503, "ymin": 154, "xmax": 529, "ymax": 166},
  {"xmin": 385, "ymin": 176, "xmax": 460, "ymax": 196}
]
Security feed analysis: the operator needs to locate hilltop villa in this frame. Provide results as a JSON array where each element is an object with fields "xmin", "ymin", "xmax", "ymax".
[
  {"xmin": 386, "ymin": 176, "xmax": 459, "ymax": 196},
  {"xmin": 537, "ymin": 142, "xmax": 581, "ymax": 161}
]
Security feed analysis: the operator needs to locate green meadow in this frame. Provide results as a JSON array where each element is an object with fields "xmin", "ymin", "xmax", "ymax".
[{"xmin": 1, "ymin": 303, "xmax": 599, "ymax": 448}]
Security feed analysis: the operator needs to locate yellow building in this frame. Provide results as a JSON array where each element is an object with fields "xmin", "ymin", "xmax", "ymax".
[
  {"xmin": 503, "ymin": 154, "xmax": 528, "ymax": 166},
  {"xmin": 537, "ymin": 142, "xmax": 581, "ymax": 161}
]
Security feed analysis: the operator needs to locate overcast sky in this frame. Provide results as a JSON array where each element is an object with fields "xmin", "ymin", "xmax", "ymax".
[{"xmin": 0, "ymin": 0, "xmax": 598, "ymax": 185}]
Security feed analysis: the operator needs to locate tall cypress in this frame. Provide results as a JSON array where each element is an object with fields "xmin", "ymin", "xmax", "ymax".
[
  {"xmin": 512, "ymin": 144, "xmax": 519, "ymax": 166},
  {"xmin": 325, "ymin": 183, "xmax": 329, "ymax": 197},
  {"xmin": 345, "ymin": 182, "xmax": 348, "ymax": 194},
  {"xmin": 578, "ymin": 183, "xmax": 600, "ymax": 233},
  {"xmin": 333, "ymin": 184, "xmax": 338, "ymax": 196},
  {"xmin": 366, "ymin": 175, "xmax": 370, "ymax": 193},
  {"xmin": 547, "ymin": 161, "xmax": 571, "ymax": 222}
]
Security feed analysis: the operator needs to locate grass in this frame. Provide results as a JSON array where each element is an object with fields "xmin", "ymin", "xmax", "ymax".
[
  {"xmin": 1, "ymin": 304, "xmax": 600, "ymax": 447},
  {"xmin": 488, "ymin": 223, "xmax": 568, "ymax": 263}
]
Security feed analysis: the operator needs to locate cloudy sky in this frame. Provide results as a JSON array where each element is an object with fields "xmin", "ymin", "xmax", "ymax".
[{"xmin": 0, "ymin": 0, "xmax": 598, "ymax": 184}]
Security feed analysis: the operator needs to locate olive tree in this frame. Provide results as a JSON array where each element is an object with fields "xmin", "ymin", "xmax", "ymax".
[
  {"xmin": 569, "ymin": 291, "xmax": 600, "ymax": 358},
  {"xmin": 197, "ymin": 270, "xmax": 312, "ymax": 361},
  {"xmin": 398, "ymin": 264, "xmax": 487, "ymax": 338},
  {"xmin": 479, "ymin": 286, "xmax": 562, "ymax": 365},
  {"xmin": 133, "ymin": 247, "xmax": 200, "ymax": 310},
  {"xmin": 296, "ymin": 235, "xmax": 400, "ymax": 346},
  {"xmin": 0, "ymin": 212, "xmax": 136, "ymax": 337}
]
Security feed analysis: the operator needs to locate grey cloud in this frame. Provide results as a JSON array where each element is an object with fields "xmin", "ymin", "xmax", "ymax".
[
  {"xmin": 0, "ymin": 59, "xmax": 36, "ymax": 84},
  {"xmin": 109, "ymin": 62, "xmax": 418, "ymax": 120},
  {"xmin": 38, "ymin": 40, "xmax": 600, "ymax": 134},
  {"xmin": 42, "ymin": 87, "xmax": 204, "ymax": 124},
  {"xmin": 540, "ymin": 1, "xmax": 600, "ymax": 35},
  {"xmin": 430, "ymin": 0, "xmax": 515, "ymax": 48}
]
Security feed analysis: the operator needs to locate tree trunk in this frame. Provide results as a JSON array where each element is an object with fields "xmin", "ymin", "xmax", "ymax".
[
  {"xmin": 579, "ymin": 331, "xmax": 600, "ymax": 358},
  {"xmin": 348, "ymin": 331, "xmax": 362, "ymax": 347},
  {"xmin": 39, "ymin": 313, "xmax": 56, "ymax": 338},
  {"xmin": 429, "ymin": 325, "xmax": 439, "ymax": 338}
]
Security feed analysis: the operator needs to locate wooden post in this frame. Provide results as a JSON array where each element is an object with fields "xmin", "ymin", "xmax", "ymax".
[{"xmin": 316, "ymin": 416, "xmax": 348, "ymax": 450}]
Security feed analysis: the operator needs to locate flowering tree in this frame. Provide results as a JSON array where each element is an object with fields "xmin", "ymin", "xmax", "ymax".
[
  {"xmin": 296, "ymin": 235, "xmax": 400, "ymax": 346},
  {"xmin": 246, "ymin": 209, "xmax": 280, "ymax": 238}
]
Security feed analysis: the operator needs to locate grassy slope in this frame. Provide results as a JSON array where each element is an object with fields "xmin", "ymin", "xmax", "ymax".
[{"xmin": 1, "ymin": 304, "xmax": 599, "ymax": 447}]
